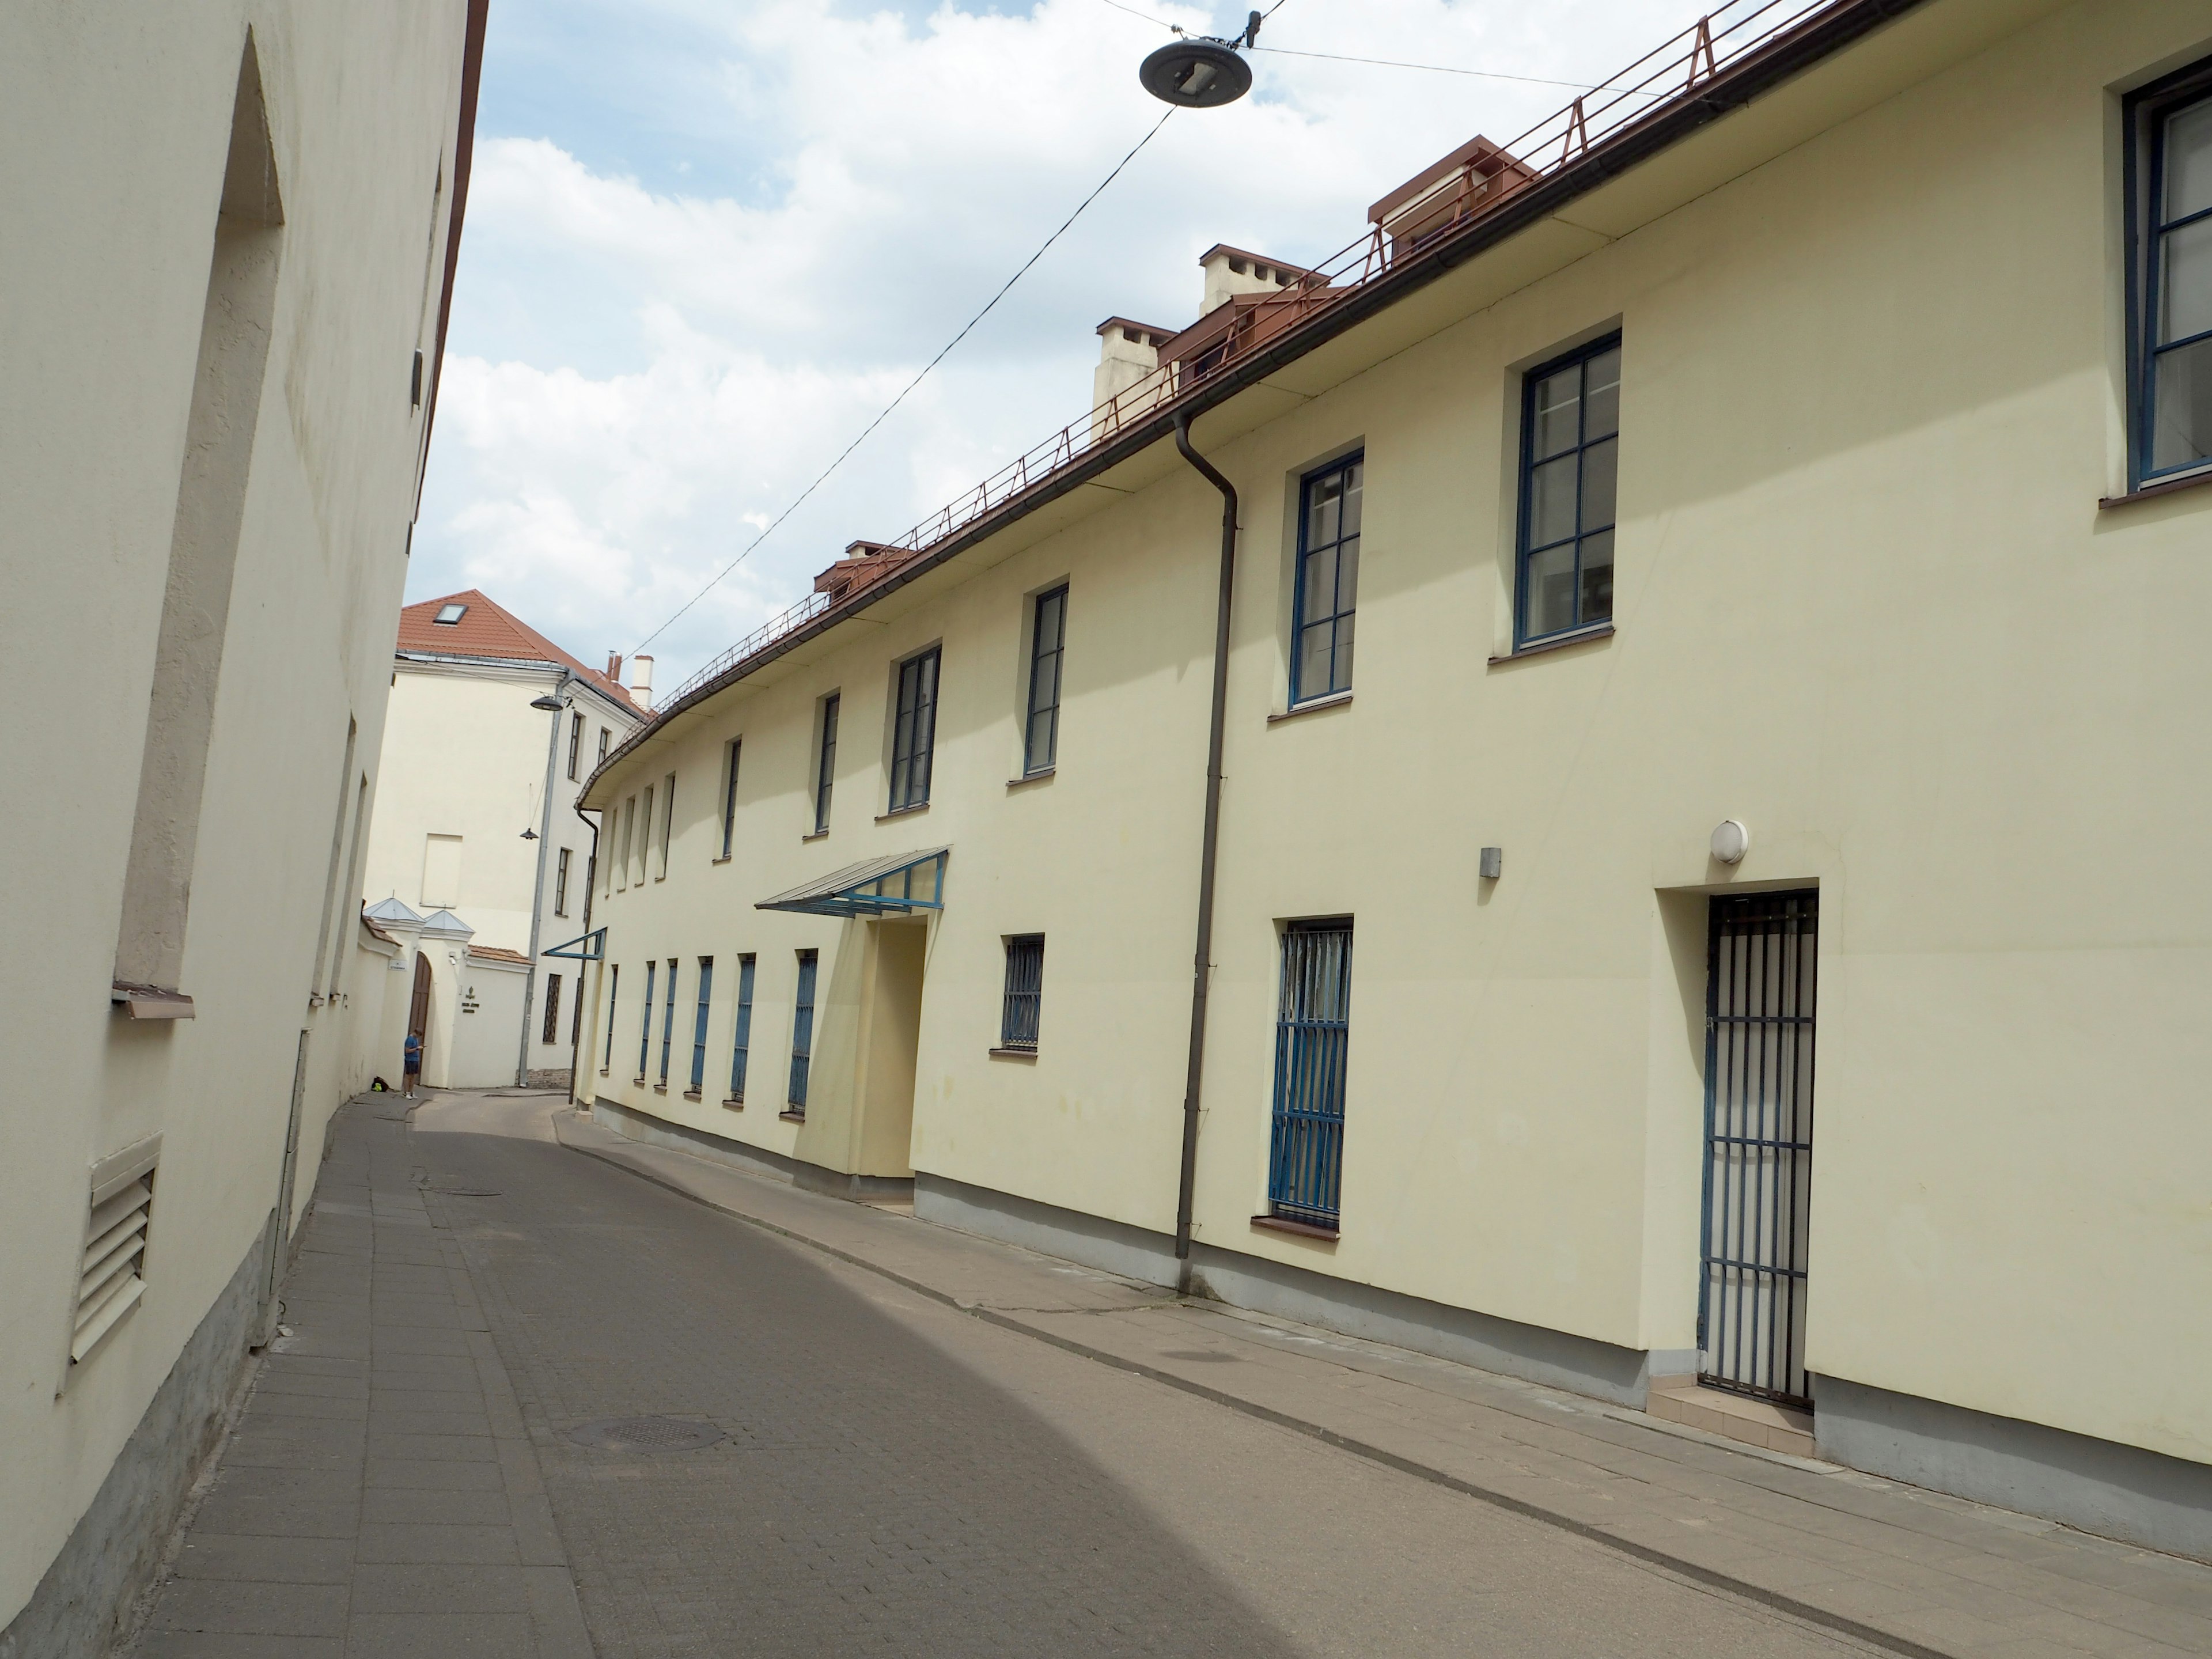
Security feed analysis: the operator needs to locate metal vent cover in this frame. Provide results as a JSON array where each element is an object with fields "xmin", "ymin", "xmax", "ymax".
[{"xmin": 565, "ymin": 1416, "xmax": 725, "ymax": 1453}]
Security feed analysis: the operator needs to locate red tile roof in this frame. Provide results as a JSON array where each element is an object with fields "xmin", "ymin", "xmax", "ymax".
[
  {"xmin": 396, "ymin": 589, "xmax": 636, "ymax": 709},
  {"xmin": 467, "ymin": 945, "xmax": 533, "ymax": 965}
]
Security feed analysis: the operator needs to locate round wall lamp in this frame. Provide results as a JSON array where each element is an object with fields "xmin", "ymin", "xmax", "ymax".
[
  {"xmin": 530, "ymin": 694, "xmax": 564, "ymax": 711},
  {"xmin": 1139, "ymin": 37, "xmax": 1253, "ymax": 107},
  {"xmin": 1710, "ymin": 819, "xmax": 1751, "ymax": 865}
]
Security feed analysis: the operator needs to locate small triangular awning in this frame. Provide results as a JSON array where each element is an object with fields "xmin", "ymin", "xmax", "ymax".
[
  {"xmin": 756, "ymin": 848, "xmax": 947, "ymax": 919},
  {"xmin": 418, "ymin": 908, "xmax": 474, "ymax": 938},
  {"xmin": 365, "ymin": 897, "xmax": 423, "ymax": 926}
]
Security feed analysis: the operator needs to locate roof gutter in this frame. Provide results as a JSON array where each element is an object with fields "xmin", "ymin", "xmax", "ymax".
[{"xmin": 584, "ymin": 0, "xmax": 1929, "ymax": 800}]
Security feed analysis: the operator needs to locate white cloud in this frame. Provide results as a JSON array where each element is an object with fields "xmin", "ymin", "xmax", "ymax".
[{"xmin": 415, "ymin": 0, "xmax": 1707, "ymax": 689}]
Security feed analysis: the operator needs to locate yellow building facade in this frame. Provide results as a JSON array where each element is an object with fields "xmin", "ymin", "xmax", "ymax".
[{"xmin": 577, "ymin": 0, "xmax": 2212, "ymax": 1559}]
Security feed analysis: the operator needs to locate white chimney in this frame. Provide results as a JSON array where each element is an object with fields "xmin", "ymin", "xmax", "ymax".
[{"xmin": 629, "ymin": 653, "xmax": 653, "ymax": 710}]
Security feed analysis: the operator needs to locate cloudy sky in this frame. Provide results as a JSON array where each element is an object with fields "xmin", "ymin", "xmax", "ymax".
[{"xmin": 413, "ymin": 0, "xmax": 1703, "ymax": 695}]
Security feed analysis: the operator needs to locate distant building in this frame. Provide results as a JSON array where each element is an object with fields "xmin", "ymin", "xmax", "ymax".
[
  {"xmin": 359, "ymin": 590, "xmax": 646, "ymax": 1090},
  {"xmin": 571, "ymin": 0, "xmax": 2212, "ymax": 1564},
  {"xmin": 0, "ymin": 5, "xmax": 484, "ymax": 1652}
]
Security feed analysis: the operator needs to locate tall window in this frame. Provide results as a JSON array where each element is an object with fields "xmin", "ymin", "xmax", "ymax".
[
  {"xmin": 787, "ymin": 949, "xmax": 819, "ymax": 1115},
  {"xmin": 658, "ymin": 774, "xmax": 676, "ymax": 877},
  {"xmin": 567, "ymin": 713, "xmax": 584, "ymax": 781},
  {"xmin": 690, "ymin": 957, "xmax": 714, "ymax": 1092},
  {"xmin": 604, "ymin": 965, "xmax": 619, "ymax": 1070},
  {"xmin": 658, "ymin": 957, "xmax": 678, "ymax": 1084},
  {"xmin": 728, "ymin": 954, "xmax": 756, "ymax": 1103},
  {"xmin": 1000, "ymin": 935, "xmax": 1044, "ymax": 1051},
  {"xmin": 1292, "ymin": 456, "xmax": 1362, "ymax": 704},
  {"xmin": 721, "ymin": 739, "xmax": 741, "ymax": 858},
  {"xmin": 889, "ymin": 647, "xmax": 941, "ymax": 811},
  {"xmin": 571, "ymin": 972, "xmax": 584, "ymax": 1045},
  {"xmin": 637, "ymin": 960, "xmax": 655, "ymax": 1079},
  {"xmin": 1023, "ymin": 587, "xmax": 1067, "ymax": 775},
  {"xmin": 1517, "ymin": 334, "xmax": 1620, "ymax": 645},
  {"xmin": 813, "ymin": 694, "xmax": 839, "ymax": 834},
  {"xmin": 1267, "ymin": 921, "xmax": 1353, "ymax": 1229},
  {"xmin": 554, "ymin": 847, "xmax": 571, "ymax": 916},
  {"xmin": 597, "ymin": 727, "xmax": 611, "ymax": 767},
  {"xmin": 619, "ymin": 797, "xmax": 637, "ymax": 889},
  {"xmin": 541, "ymin": 974, "xmax": 562, "ymax": 1044},
  {"xmin": 2133, "ymin": 71, "xmax": 2212, "ymax": 485}
]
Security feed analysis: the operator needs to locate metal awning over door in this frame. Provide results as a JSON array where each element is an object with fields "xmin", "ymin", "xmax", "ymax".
[{"xmin": 756, "ymin": 848, "xmax": 947, "ymax": 919}]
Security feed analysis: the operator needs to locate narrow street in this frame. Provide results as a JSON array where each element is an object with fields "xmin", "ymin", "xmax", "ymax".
[{"xmin": 130, "ymin": 1091, "xmax": 1892, "ymax": 1657}]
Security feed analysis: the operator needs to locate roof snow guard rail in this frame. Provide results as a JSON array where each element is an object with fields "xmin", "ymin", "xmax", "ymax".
[{"xmin": 666, "ymin": 0, "xmax": 1892, "ymax": 711}]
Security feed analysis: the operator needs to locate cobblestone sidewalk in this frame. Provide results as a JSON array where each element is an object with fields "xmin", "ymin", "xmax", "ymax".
[
  {"xmin": 128, "ymin": 1096, "xmax": 592, "ymax": 1658},
  {"xmin": 554, "ymin": 1107, "xmax": 2212, "ymax": 1659}
]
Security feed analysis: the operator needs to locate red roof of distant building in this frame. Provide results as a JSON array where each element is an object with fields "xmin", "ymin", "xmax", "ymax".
[
  {"xmin": 396, "ymin": 589, "xmax": 636, "ymax": 709},
  {"xmin": 467, "ymin": 945, "xmax": 532, "ymax": 965}
]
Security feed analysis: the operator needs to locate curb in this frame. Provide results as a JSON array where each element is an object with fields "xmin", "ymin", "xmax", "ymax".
[{"xmin": 554, "ymin": 1111, "xmax": 1947, "ymax": 1659}]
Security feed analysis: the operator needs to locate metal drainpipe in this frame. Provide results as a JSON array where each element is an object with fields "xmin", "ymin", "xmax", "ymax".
[
  {"xmin": 1171, "ymin": 408, "xmax": 1237, "ymax": 1298},
  {"xmin": 515, "ymin": 671, "xmax": 570, "ymax": 1086},
  {"xmin": 565, "ymin": 801, "xmax": 601, "ymax": 1104}
]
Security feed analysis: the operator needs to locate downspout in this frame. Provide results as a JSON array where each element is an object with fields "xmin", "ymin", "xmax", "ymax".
[
  {"xmin": 1171, "ymin": 408, "xmax": 1236, "ymax": 1297},
  {"xmin": 515, "ymin": 671, "xmax": 570, "ymax": 1085},
  {"xmin": 566, "ymin": 801, "xmax": 601, "ymax": 1105}
]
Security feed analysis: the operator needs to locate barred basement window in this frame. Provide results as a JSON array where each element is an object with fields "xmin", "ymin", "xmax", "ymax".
[
  {"xmin": 1000, "ymin": 934, "xmax": 1043, "ymax": 1050},
  {"xmin": 787, "ymin": 949, "xmax": 819, "ymax": 1113},
  {"xmin": 541, "ymin": 974, "xmax": 562, "ymax": 1044},
  {"xmin": 728, "ymin": 953, "xmax": 756, "ymax": 1101},
  {"xmin": 691, "ymin": 957, "xmax": 714, "ymax": 1091},
  {"xmin": 74, "ymin": 1136, "xmax": 161, "ymax": 1366},
  {"xmin": 659, "ymin": 956, "xmax": 679, "ymax": 1084},
  {"xmin": 1267, "ymin": 921, "xmax": 1353, "ymax": 1229}
]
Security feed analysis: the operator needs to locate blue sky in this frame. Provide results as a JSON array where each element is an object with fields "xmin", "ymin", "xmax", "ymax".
[{"xmin": 413, "ymin": 0, "xmax": 1700, "ymax": 694}]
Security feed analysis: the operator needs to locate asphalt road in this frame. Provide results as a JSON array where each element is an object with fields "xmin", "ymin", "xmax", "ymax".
[{"xmin": 415, "ymin": 1093, "xmax": 1875, "ymax": 1658}]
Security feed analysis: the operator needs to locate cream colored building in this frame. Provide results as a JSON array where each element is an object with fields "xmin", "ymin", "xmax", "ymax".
[
  {"xmin": 574, "ymin": 0, "xmax": 2212, "ymax": 1562},
  {"xmin": 0, "ymin": 4, "xmax": 482, "ymax": 1652},
  {"xmin": 359, "ymin": 590, "xmax": 644, "ymax": 1090}
]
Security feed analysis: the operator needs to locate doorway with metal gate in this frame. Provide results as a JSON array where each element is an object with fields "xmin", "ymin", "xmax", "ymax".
[
  {"xmin": 1699, "ymin": 889, "xmax": 1817, "ymax": 1408},
  {"xmin": 408, "ymin": 953, "xmax": 433, "ymax": 1075}
]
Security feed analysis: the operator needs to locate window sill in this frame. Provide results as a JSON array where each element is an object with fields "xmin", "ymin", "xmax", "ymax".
[
  {"xmin": 1006, "ymin": 768, "xmax": 1055, "ymax": 790},
  {"xmin": 632, "ymin": 1075, "xmax": 646, "ymax": 1086},
  {"xmin": 875, "ymin": 802, "xmax": 930, "ymax": 823},
  {"xmin": 711, "ymin": 855, "xmax": 732, "ymax": 865},
  {"xmin": 682, "ymin": 1089, "xmax": 702, "ymax": 1101},
  {"xmin": 778, "ymin": 1109, "xmax": 806, "ymax": 1124},
  {"xmin": 2100, "ymin": 468, "xmax": 2212, "ymax": 509},
  {"xmin": 1268, "ymin": 691, "xmax": 1351, "ymax": 724},
  {"xmin": 1489, "ymin": 623, "xmax": 1613, "ymax": 666},
  {"xmin": 599, "ymin": 1067, "xmax": 610, "ymax": 1077},
  {"xmin": 652, "ymin": 1084, "xmax": 668, "ymax": 1094},
  {"xmin": 801, "ymin": 830, "xmax": 830, "ymax": 843},
  {"xmin": 721, "ymin": 1097, "xmax": 744, "ymax": 1111},
  {"xmin": 988, "ymin": 1046, "xmax": 1038, "ymax": 1062},
  {"xmin": 112, "ymin": 980, "xmax": 195, "ymax": 1020},
  {"xmin": 1251, "ymin": 1214, "xmax": 1340, "ymax": 1243}
]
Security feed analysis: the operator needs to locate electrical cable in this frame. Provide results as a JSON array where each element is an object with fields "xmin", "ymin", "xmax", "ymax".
[
  {"xmin": 1250, "ymin": 43, "xmax": 1661, "ymax": 97},
  {"xmin": 628, "ymin": 107, "xmax": 1178, "ymax": 659}
]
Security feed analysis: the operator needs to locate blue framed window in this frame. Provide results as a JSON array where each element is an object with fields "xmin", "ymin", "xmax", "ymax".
[
  {"xmin": 1267, "ymin": 920, "xmax": 1352, "ymax": 1229},
  {"xmin": 728, "ymin": 954, "xmax": 756, "ymax": 1102},
  {"xmin": 1291, "ymin": 456, "xmax": 1361, "ymax": 704},
  {"xmin": 637, "ymin": 960, "xmax": 654, "ymax": 1080},
  {"xmin": 690, "ymin": 957, "xmax": 713, "ymax": 1091},
  {"xmin": 602, "ymin": 965, "xmax": 618, "ymax": 1071},
  {"xmin": 1000, "ymin": 935, "xmax": 1043, "ymax": 1050},
  {"xmin": 787, "ymin": 949, "xmax": 819, "ymax": 1113},
  {"xmin": 1516, "ymin": 334, "xmax": 1620, "ymax": 645},
  {"xmin": 813, "ymin": 694, "xmax": 838, "ymax": 834},
  {"xmin": 658, "ymin": 957, "xmax": 677, "ymax": 1084},
  {"xmin": 889, "ymin": 648, "xmax": 940, "ymax": 811},
  {"xmin": 720, "ymin": 739, "xmax": 741, "ymax": 859},
  {"xmin": 1023, "ymin": 587, "xmax": 1067, "ymax": 775},
  {"xmin": 2130, "ymin": 66, "xmax": 2212, "ymax": 487}
]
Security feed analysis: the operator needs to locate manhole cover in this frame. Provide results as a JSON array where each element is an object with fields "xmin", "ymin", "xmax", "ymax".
[
  {"xmin": 565, "ymin": 1416, "xmax": 725, "ymax": 1453},
  {"xmin": 430, "ymin": 1188, "xmax": 501, "ymax": 1198}
]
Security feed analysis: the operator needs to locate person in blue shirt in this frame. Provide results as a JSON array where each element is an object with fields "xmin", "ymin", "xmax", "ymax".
[{"xmin": 404, "ymin": 1031, "xmax": 423, "ymax": 1097}]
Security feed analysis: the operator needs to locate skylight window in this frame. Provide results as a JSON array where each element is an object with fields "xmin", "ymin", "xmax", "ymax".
[{"xmin": 433, "ymin": 603, "xmax": 467, "ymax": 624}]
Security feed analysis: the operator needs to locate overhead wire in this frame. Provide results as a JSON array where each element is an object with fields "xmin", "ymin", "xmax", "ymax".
[
  {"xmin": 628, "ymin": 105, "xmax": 1178, "ymax": 658},
  {"xmin": 1249, "ymin": 44, "xmax": 1662, "ymax": 97}
]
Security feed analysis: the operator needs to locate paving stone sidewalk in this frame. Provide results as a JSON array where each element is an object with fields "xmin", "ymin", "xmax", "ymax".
[
  {"xmin": 129, "ymin": 1096, "xmax": 592, "ymax": 1658},
  {"xmin": 554, "ymin": 1107, "xmax": 2212, "ymax": 1659}
]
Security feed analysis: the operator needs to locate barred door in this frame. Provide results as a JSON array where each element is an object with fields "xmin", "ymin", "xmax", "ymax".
[
  {"xmin": 1700, "ymin": 891, "xmax": 1817, "ymax": 1407},
  {"xmin": 1267, "ymin": 922, "xmax": 1352, "ymax": 1228}
]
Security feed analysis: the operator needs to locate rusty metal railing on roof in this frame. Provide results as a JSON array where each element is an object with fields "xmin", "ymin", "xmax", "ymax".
[{"xmin": 668, "ymin": 0, "xmax": 1849, "ymax": 709}]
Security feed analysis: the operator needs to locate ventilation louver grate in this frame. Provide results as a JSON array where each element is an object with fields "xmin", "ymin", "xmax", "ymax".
[{"xmin": 75, "ymin": 1135, "xmax": 161, "ymax": 1364}]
